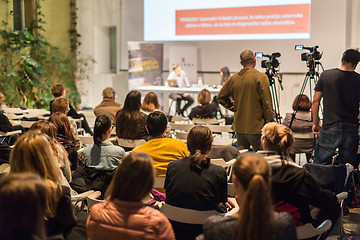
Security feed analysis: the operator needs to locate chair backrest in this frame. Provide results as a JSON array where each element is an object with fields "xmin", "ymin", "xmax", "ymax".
[
  {"xmin": 206, "ymin": 125, "xmax": 233, "ymax": 133},
  {"xmin": 170, "ymin": 123, "xmax": 194, "ymax": 131},
  {"xmin": 86, "ymin": 191, "xmax": 104, "ymax": 210},
  {"xmin": 20, "ymin": 121, "xmax": 37, "ymax": 129},
  {"xmin": 227, "ymin": 183, "xmax": 235, "ymax": 197},
  {"xmin": 160, "ymin": 203, "xmax": 221, "ymax": 225},
  {"xmin": 0, "ymin": 130, "xmax": 22, "ymax": 137},
  {"xmin": 26, "ymin": 109, "xmax": 50, "ymax": 118},
  {"xmin": 117, "ymin": 138, "xmax": 146, "ymax": 148},
  {"xmin": 171, "ymin": 115, "xmax": 189, "ymax": 123},
  {"xmin": 175, "ymin": 131, "xmax": 188, "ymax": 140},
  {"xmin": 211, "ymin": 158, "xmax": 236, "ymax": 182},
  {"xmin": 3, "ymin": 107, "xmax": 27, "ymax": 114},
  {"xmin": 154, "ymin": 177, "xmax": 165, "ymax": 189},
  {"xmin": 296, "ymin": 220, "xmax": 332, "ymax": 239},
  {"xmin": 192, "ymin": 118, "xmax": 225, "ymax": 125},
  {"xmin": 79, "ymin": 136, "xmax": 94, "ymax": 145}
]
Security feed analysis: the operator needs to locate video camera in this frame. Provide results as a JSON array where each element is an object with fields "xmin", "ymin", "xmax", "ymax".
[
  {"xmin": 255, "ymin": 52, "xmax": 281, "ymax": 69},
  {"xmin": 295, "ymin": 45, "xmax": 322, "ymax": 62}
]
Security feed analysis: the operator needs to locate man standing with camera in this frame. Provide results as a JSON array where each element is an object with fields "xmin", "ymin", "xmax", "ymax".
[
  {"xmin": 217, "ymin": 50, "xmax": 274, "ymax": 151},
  {"xmin": 313, "ymin": 49, "xmax": 360, "ymax": 167}
]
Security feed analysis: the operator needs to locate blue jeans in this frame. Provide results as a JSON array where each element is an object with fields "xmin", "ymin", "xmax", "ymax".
[{"xmin": 313, "ymin": 124, "xmax": 359, "ymax": 167}]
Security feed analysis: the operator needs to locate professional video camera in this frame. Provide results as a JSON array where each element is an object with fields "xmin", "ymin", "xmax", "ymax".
[
  {"xmin": 255, "ymin": 52, "xmax": 281, "ymax": 69},
  {"xmin": 295, "ymin": 45, "xmax": 322, "ymax": 62}
]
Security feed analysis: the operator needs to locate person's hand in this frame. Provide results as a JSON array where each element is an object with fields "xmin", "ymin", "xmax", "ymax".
[
  {"xmin": 312, "ymin": 124, "xmax": 321, "ymax": 134},
  {"xmin": 183, "ymin": 93, "xmax": 189, "ymax": 97},
  {"xmin": 225, "ymin": 198, "xmax": 235, "ymax": 210}
]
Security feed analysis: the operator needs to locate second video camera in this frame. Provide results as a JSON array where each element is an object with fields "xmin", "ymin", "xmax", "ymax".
[
  {"xmin": 255, "ymin": 52, "xmax": 281, "ymax": 69},
  {"xmin": 295, "ymin": 45, "xmax": 322, "ymax": 62}
]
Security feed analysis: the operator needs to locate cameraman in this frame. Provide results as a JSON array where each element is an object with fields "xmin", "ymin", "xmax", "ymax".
[
  {"xmin": 217, "ymin": 50, "xmax": 274, "ymax": 151},
  {"xmin": 312, "ymin": 49, "xmax": 360, "ymax": 167}
]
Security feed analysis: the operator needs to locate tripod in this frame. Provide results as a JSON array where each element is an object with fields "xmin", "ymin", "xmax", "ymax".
[
  {"xmin": 265, "ymin": 66, "xmax": 283, "ymax": 123},
  {"xmin": 289, "ymin": 59, "xmax": 324, "ymax": 128}
]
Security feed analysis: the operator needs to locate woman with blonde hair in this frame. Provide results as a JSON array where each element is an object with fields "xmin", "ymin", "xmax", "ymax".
[
  {"xmin": 188, "ymin": 89, "xmax": 218, "ymax": 120},
  {"xmin": 258, "ymin": 122, "xmax": 340, "ymax": 236},
  {"xmin": 203, "ymin": 153, "xmax": 296, "ymax": 240},
  {"xmin": 141, "ymin": 91, "xmax": 161, "ymax": 115},
  {"xmin": 0, "ymin": 173, "xmax": 48, "ymax": 240},
  {"xmin": 165, "ymin": 125, "xmax": 232, "ymax": 240},
  {"xmin": 10, "ymin": 131, "xmax": 76, "ymax": 238},
  {"xmin": 86, "ymin": 151, "xmax": 174, "ymax": 240}
]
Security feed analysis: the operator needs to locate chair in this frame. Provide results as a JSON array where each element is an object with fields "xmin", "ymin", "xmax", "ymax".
[
  {"xmin": 192, "ymin": 118, "xmax": 225, "ymax": 125},
  {"xmin": 20, "ymin": 120, "xmax": 37, "ymax": 129},
  {"xmin": 86, "ymin": 191, "xmax": 104, "ymax": 210},
  {"xmin": 79, "ymin": 136, "xmax": 93, "ymax": 145},
  {"xmin": 0, "ymin": 163, "xmax": 10, "ymax": 174},
  {"xmin": 210, "ymin": 158, "xmax": 235, "ymax": 182},
  {"xmin": 207, "ymin": 125, "xmax": 235, "ymax": 146},
  {"xmin": 227, "ymin": 183, "xmax": 235, "ymax": 197},
  {"xmin": 116, "ymin": 137, "xmax": 146, "ymax": 148},
  {"xmin": 296, "ymin": 220, "xmax": 332, "ymax": 239},
  {"xmin": 169, "ymin": 123, "xmax": 194, "ymax": 132},
  {"xmin": 0, "ymin": 130, "xmax": 22, "ymax": 137},
  {"xmin": 26, "ymin": 109, "xmax": 50, "ymax": 118},
  {"xmin": 171, "ymin": 115, "xmax": 190, "ymax": 123},
  {"xmin": 159, "ymin": 203, "xmax": 221, "ymax": 225}
]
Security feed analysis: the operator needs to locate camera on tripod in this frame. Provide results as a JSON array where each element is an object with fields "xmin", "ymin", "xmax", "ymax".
[
  {"xmin": 295, "ymin": 45, "xmax": 322, "ymax": 62},
  {"xmin": 255, "ymin": 52, "xmax": 281, "ymax": 69}
]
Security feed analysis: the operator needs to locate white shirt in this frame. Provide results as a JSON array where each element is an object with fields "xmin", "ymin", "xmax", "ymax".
[{"xmin": 166, "ymin": 70, "xmax": 190, "ymax": 87}]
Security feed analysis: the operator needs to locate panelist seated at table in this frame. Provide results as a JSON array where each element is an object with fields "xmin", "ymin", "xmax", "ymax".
[{"xmin": 166, "ymin": 64, "xmax": 194, "ymax": 117}]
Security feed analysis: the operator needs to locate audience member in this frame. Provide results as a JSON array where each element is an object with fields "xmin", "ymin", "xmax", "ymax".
[
  {"xmin": 84, "ymin": 115, "xmax": 125, "ymax": 171},
  {"xmin": 93, "ymin": 87, "xmax": 122, "ymax": 123},
  {"xmin": 10, "ymin": 131, "xmax": 76, "ymax": 238},
  {"xmin": 188, "ymin": 89, "xmax": 218, "ymax": 120},
  {"xmin": 203, "ymin": 154, "xmax": 297, "ymax": 240},
  {"xmin": 165, "ymin": 125, "xmax": 233, "ymax": 240},
  {"xmin": 115, "ymin": 90, "xmax": 148, "ymax": 151},
  {"xmin": 141, "ymin": 91, "xmax": 161, "ymax": 115},
  {"xmin": 30, "ymin": 120, "xmax": 72, "ymax": 183},
  {"xmin": 86, "ymin": 151, "xmax": 175, "ymax": 240},
  {"xmin": 49, "ymin": 112, "xmax": 79, "ymax": 171},
  {"xmin": 52, "ymin": 97, "xmax": 81, "ymax": 149},
  {"xmin": 133, "ymin": 111, "xmax": 188, "ymax": 177},
  {"xmin": 283, "ymin": 94, "xmax": 315, "ymax": 163},
  {"xmin": 220, "ymin": 66, "xmax": 230, "ymax": 86},
  {"xmin": 217, "ymin": 50, "xmax": 274, "ymax": 151},
  {"xmin": 50, "ymin": 83, "xmax": 93, "ymax": 135},
  {"xmin": 258, "ymin": 122, "xmax": 340, "ymax": 236},
  {"xmin": 0, "ymin": 173, "xmax": 48, "ymax": 240}
]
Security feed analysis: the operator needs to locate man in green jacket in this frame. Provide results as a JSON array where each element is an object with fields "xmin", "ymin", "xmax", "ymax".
[{"xmin": 217, "ymin": 50, "xmax": 274, "ymax": 151}]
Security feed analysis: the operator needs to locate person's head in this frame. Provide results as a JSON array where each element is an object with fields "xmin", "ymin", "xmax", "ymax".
[
  {"xmin": 51, "ymin": 97, "xmax": 69, "ymax": 114},
  {"xmin": 187, "ymin": 126, "xmax": 213, "ymax": 170},
  {"xmin": 198, "ymin": 89, "xmax": 211, "ymax": 105},
  {"xmin": 0, "ymin": 173, "xmax": 47, "ymax": 240},
  {"xmin": 141, "ymin": 92, "xmax": 160, "ymax": 112},
  {"xmin": 240, "ymin": 50, "xmax": 256, "ymax": 68},
  {"xmin": 10, "ymin": 130, "xmax": 62, "ymax": 217},
  {"xmin": 0, "ymin": 92, "xmax": 4, "ymax": 106},
  {"xmin": 292, "ymin": 94, "xmax": 311, "ymax": 111},
  {"xmin": 93, "ymin": 115, "xmax": 112, "ymax": 146},
  {"xmin": 105, "ymin": 151, "xmax": 154, "ymax": 201},
  {"xmin": 261, "ymin": 122, "xmax": 294, "ymax": 154},
  {"xmin": 102, "ymin": 87, "xmax": 116, "ymax": 100},
  {"xmin": 341, "ymin": 49, "xmax": 360, "ymax": 68},
  {"xmin": 146, "ymin": 111, "xmax": 168, "ymax": 137},
  {"xmin": 173, "ymin": 64, "xmax": 181, "ymax": 76},
  {"xmin": 51, "ymin": 83, "xmax": 65, "ymax": 98},
  {"xmin": 233, "ymin": 154, "xmax": 272, "ymax": 240},
  {"xmin": 49, "ymin": 112, "xmax": 76, "ymax": 146},
  {"xmin": 123, "ymin": 90, "xmax": 141, "ymax": 112},
  {"xmin": 220, "ymin": 67, "xmax": 230, "ymax": 78},
  {"xmin": 30, "ymin": 120, "xmax": 58, "ymax": 140}
]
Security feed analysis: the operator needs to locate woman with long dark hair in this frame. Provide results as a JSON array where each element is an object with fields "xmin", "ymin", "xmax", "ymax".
[
  {"xmin": 203, "ymin": 153, "xmax": 297, "ymax": 240},
  {"xmin": 165, "ymin": 125, "xmax": 232, "ymax": 240},
  {"xmin": 141, "ymin": 91, "xmax": 161, "ymax": 115},
  {"xmin": 220, "ymin": 67, "xmax": 230, "ymax": 86}
]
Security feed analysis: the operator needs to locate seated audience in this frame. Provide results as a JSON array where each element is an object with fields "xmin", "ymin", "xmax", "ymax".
[
  {"xmin": 141, "ymin": 91, "xmax": 161, "ymax": 115},
  {"xmin": 30, "ymin": 120, "xmax": 72, "ymax": 183},
  {"xmin": 115, "ymin": 90, "xmax": 148, "ymax": 151},
  {"xmin": 165, "ymin": 125, "xmax": 233, "ymax": 240},
  {"xmin": 0, "ymin": 173, "xmax": 48, "ymax": 240},
  {"xmin": 50, "ymin": 83, "xmax": 93, "ymax": 135},
  {"xmin": 84, "ymin": 114, "xmax": 125, "ymax": 171},
  {"xmin": 283, "ymin": 94, "xmax": 315, "ymax": 163},
  {"xmin": 258, "ymin": 122, "xmax": 340, "ymax": 235},
  {"xmin": 133, "ymin": 111, "xmax": 189, "ymax": 177},
  {"xmin": 10, "ymin": 131, "xmax": 76, "ymax": 238},
  {"xmin": 94, "ymin": 87, "xmax": 122, "ymax": 124},
  {"xmin": 51, "ymin": 97, "xmax": 81, "ymax": 149},
  {"xmin": 86, "ymin": 151, "xmax": 175, "ymax": 240},
  {"xmin": 49, "ymin": 112, "xmax": 79, "ymax": 171},
  {"xmin": 188, "ymin": 89, "xmax": 218, "ymax": 120},
  {"xmin": 203, "ymin": 154, "xmax": 297, "ymax": 240}
]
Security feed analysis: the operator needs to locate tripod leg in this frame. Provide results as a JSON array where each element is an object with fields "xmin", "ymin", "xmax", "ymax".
[{"xmin": 270, "ymin": 83, "xmax": 281, "ymax": 123}]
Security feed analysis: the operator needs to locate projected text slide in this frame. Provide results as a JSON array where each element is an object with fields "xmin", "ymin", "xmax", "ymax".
[{"xmin": 176, "ymin": 4, "xmax": 310, "ymax": 36}]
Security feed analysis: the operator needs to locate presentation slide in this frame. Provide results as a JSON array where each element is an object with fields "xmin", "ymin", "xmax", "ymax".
[{"xmin": 144, "ymin": 0, "xmax": 311, "ymax": 41}]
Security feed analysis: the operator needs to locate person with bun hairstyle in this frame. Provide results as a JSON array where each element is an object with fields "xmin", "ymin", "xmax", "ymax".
[
  {"xmin": 0, "ymin": 173, "xmax": 48, "ymax": 240},
  {"xmin": 84, "ymin": 114, "xmax": 125, "ymax": 171},
  {"xmin": 203, "ymin": 154, "xmax": 297, "ymax": 240},
  {"xmin": 165, "ymin": 125, "xmax": 233, "ymax": 240},
  {"xmin": 86, "ymin": 151, "xmax": 175, "ymax": 240},
  {"xmin": 258, "ymin": 122, "xmax": 340, "ymax": 236}
]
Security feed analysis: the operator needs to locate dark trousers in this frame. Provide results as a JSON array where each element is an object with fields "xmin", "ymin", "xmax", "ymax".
[
  {"xmin": 236, "ymin": 133, "xmax": 262, "ymax": 152},
  {"xmin": 173, "ymin": 94, "xmax": 194, "ymax": 115}
]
